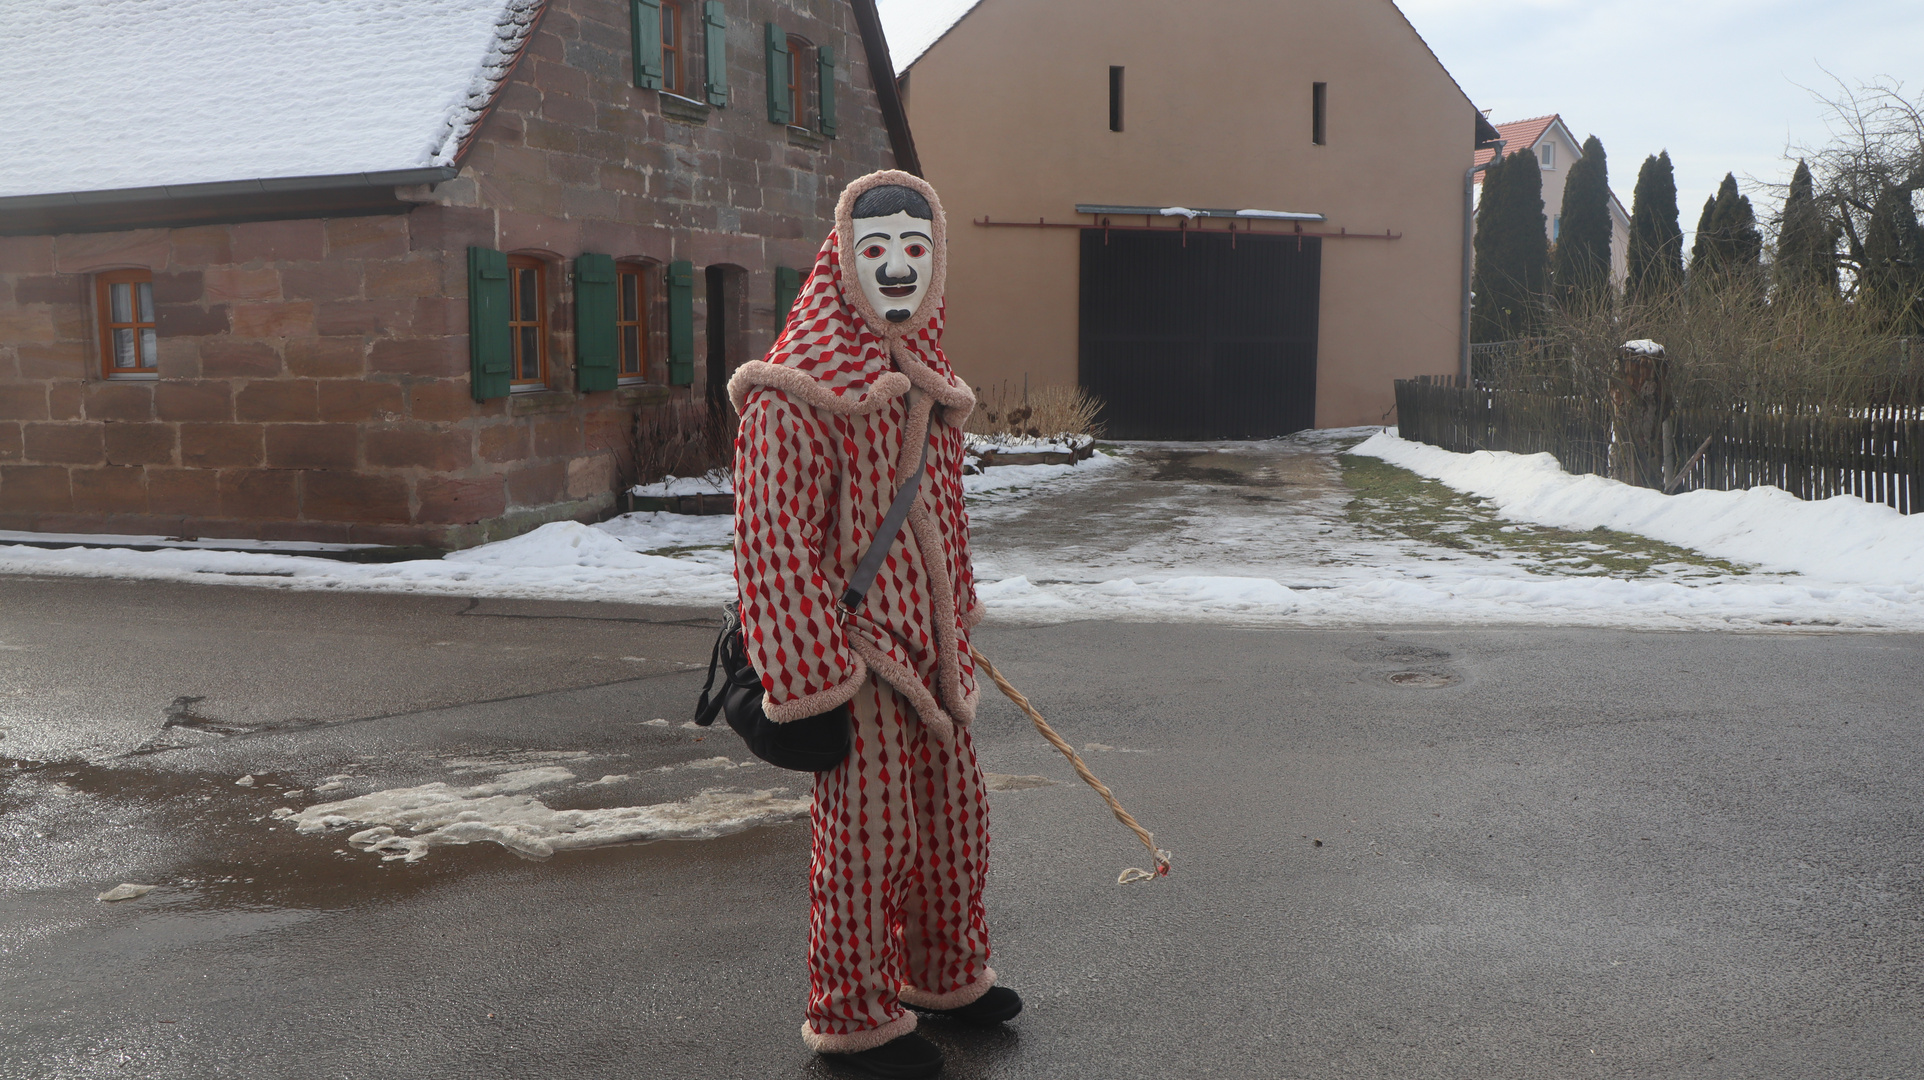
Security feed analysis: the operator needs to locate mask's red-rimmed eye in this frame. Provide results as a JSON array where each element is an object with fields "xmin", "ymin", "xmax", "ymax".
[
  {"xmin": 862, "ymin": 244, "xmax": 886, "ymax": 259},
  {"xmin": 905, "ymin": 244, "xmax": 928, "ymax": 258}
]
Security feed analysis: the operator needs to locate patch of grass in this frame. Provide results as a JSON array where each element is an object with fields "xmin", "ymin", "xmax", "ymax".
[{"xmin": 1338, "ymin": 453, "xmax": 1751, "ymax": 580}]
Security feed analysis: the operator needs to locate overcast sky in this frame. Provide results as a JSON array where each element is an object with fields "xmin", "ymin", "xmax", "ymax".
[{"xmin": 1396, "ymin": 0, "xmax": 1923, "ymax": 225}]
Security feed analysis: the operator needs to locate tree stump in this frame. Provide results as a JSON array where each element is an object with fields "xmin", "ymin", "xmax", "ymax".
[{"xmin": 1611, "ymin": 340, "xmax": 1670, "ymax": 488}]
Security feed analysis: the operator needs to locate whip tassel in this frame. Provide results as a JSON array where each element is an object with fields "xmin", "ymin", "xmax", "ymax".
[{"xmin": 969, "ymin": 645, "xmax": 1171, "ymax": 884}]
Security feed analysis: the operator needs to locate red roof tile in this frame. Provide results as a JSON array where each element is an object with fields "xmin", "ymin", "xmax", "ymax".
[{"xmin": 1473, "ymin": 114, "xmax": 1560, "ymax": 172}]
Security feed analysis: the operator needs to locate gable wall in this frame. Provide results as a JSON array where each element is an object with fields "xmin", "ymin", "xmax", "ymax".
[
  {"xmin": 902, "ymin": 0, "xmax": 1481, "ymax": 427},
  {"xmin": 0, "ymin": 0, "xmax": 896, "ymax": 547}
]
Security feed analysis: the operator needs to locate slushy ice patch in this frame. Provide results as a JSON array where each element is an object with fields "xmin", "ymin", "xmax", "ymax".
[{"xmin": 291, "ymin": 767, "xmax": 808, "ymax": 861}]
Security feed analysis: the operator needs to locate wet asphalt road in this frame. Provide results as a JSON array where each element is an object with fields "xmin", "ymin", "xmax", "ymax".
[{"xmin": 3, "ymin": 576, "xmax": 1923, "ymax": 1079}]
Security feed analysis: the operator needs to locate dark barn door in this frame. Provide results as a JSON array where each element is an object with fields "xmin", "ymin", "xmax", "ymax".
[{"xmin": 1079, "ymin": 229, "xmax": 1320, "ymax": 439}]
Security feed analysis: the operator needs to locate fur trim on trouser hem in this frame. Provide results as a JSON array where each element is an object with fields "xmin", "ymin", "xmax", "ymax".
[
  {"xmin": 802, "ymin": 1011, "xmax": 917, "ymax": 1054},
  {"xmin": 898, "ymin": 967, "xmax": 997, "ymax": 1010}
]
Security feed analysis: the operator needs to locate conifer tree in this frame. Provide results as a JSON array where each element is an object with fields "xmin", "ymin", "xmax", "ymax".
[
  {"xmin": 1626, "ymin": 151, "xmax": 1682, "ymax": 303},
  {"xmin": 1472, "ymin": 149, "xmax": 1550, "ymax": 342},
  {"xmin": 1552, "ymin": 135, "xmax": 1614, "ymax": 307},
  {"xmin": 1689, "ymin": 194, "xmax": 1717, "ymax": 272},
  {"xmin": 1692, "ymin": 174, "xmax": 1762, "ymax": 279},
  {"xmin": 1775, "ymin": 159, "xmax": 1837, "ymax": 296},
  {"xmin": 1862, "ymin": 185, "xmax": 1923, "ymax": 332}
]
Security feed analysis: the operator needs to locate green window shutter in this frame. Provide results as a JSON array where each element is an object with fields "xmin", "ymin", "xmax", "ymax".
[
  {"xmin": 817, "ymin": 44, "xmax": 836, "ymax": 137},
  {"xmin": 774, "ymin": 266, "xmax": 801, "ymax": 328},
  {"xmin": 764, "ymin": 24, "xmax": 792, "ymax": 125},
  {"xmin": 667, "ymin": 259, "xmax": 695, "ymax": 385},
  {"xmin": 631, "ymin": 0, "xmax": 663, "ymax": 89},
  {"xmin": 574, "ymin": 253, "xmax": 618, "ymax": 393},
  {"xmin": 468, "ymin": 246, "xmax": 512, "ymax": 402},
  {"xmin": 702, "ymin": 1, "xmax": 729, "ymax": 107}
]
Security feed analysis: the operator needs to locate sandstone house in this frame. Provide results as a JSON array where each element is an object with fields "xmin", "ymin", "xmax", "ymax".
[{"xmin": 0, "ymin": 0, "xmax": 911, "ymax": 548}]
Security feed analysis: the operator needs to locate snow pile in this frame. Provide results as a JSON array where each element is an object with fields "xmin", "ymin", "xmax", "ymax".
[
  {"xmin": 292, "ymin": 766, "xmax": 807, "ymax": 862},
  {"xmin": 964, "ymin": 449, "xmax": 1127, "ymax": 501},
  {"xmin": 442, "ymin": 521, "xmax": 654, "ymax": 570},
  {"xmin": 630, "ymin": 473, "xmax": 732, "ymax": 497},
  {"xmin": 1621, "ymin": 339, "xmax": 1666, "ymax": 355},
  {"xmin": 1350, "ymin": 432, "xmax": 1924, "ymax": 587},
  {"xmin": 965, "ymin": 433, "xmax": 1095, "ymax": 457},
  {"xmin": 2, "ymin": 0, "xmax": 538, "ymax": 197}
]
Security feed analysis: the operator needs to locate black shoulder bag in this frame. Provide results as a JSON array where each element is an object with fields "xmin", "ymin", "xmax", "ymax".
[{"xmin": 693, "ymin": 412, "xmax": 934, "ymax": 772}]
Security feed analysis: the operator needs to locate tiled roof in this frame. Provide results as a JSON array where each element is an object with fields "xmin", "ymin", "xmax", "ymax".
[
  {"xmin": 1472, "ymin": 115, "xmax": 1562, "ymax": 172},
  {"xmin": 1, "ymin": 0, "xmax": 543, "ymax": 199}
]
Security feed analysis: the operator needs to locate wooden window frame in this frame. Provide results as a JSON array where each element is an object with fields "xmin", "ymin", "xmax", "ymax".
[
  {"xmin": 617, "ymin": 262, "xmax": 652, "ymax": 383},
  {"xmin": 507, "ymin": 255, "xmax": 549, "ymax": 389},
  {"xmin": 95, "ymin": 268, "xmax": 158, "ymax": 379},
  {"xmin": 662, "ymin": 0, "xmax": 686, "ymax": 96},
  {"xmin": 786, "ymin": 34, "xmax": 812, "ymax": 129}
]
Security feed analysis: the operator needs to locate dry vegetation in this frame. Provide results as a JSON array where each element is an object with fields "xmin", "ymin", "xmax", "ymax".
[
  {"xmin": 964, "ymin": 383, "xmax": 1107, "ymax": 440},
  {"xmin": 619, "ymin": 399, "xmax": 735, "ymax": 489},
  {"xmin": 1489, "ymin": 280, "xmax": 1924, "ymax": 410}
]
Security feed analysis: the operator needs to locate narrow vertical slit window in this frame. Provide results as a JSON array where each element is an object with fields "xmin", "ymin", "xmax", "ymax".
[
  {"xmin": 618, "ymin": 263, "xmax": 650, "ymax": 381},
  {"xmin": 1108, "ymin": 66, "xmax": 1124, "ymax": 132},
  {"xmin": 95, "ymin": 268, "xmax": 157, "ymax": 378},
  {"xmin": 507, "ymin": 255, "xmax": 548, "ymax": 388},
  {"xmin": 1312, "ymin": 82, "xmax": 1327, "ymax": 145}
]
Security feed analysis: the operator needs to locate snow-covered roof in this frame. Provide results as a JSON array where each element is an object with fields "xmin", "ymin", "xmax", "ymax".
[
  {"xmin": 874, "ymin": 0, "xmax": 982, "ymax": 74},
  {"xmin": 0, "ymin": 0, "xmax": 542, "ymax": 200}
]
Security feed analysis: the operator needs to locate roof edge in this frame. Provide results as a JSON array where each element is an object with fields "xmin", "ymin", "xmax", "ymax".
[
  {"xmin": 0, "ymin": 168, "xmax": 462, "ymax": 213},
  {"xmin": 850, "ymin": 0, "xmax": 921, "ymax": 176}
]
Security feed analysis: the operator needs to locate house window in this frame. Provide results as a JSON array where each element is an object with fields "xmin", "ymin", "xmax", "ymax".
[
  {"xmin": 618, "ymin": 262, "xmax": 651, "ymax": 381},
  {"xmin": 507, "ymin": 255, "xmax": 548, "ymax": 388},
  {"xmin": 662, "ymin": 1, "xmax": 687, "ymax": 96},
  {"xmin": 787, "ymin": 35, "xmax": 813, "ymax": 128},
  {"xmin": 1109, "ymin": 66, "xmax": 1124, "ymax": 132},
  {"xmin": 95, "ymin": 268, "xmax": 157, "ymax": 378},
  {"xmin": 1539, "ymin": 141, "xmax": 1554, "ymax": 168},
  {"xmin": 1552, "ymin": 215, "xmax": 1562, "ymax": 241},
  {"xmin": 1312, "ymin": 82, "xmax": 1328, "ymax": 145}
]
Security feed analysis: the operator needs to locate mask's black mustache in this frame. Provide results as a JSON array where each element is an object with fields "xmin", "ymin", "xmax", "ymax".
[{"xmin": 874, "ymin": 264, "xmax": 919, "ymax": 286}]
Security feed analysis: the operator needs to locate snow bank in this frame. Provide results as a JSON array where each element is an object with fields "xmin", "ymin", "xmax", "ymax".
[
  {"xmin": 963, "ymin": 449, "xmax": 1127, "ymax": 500},
  {"xmin": 292, "ymin": 766, "xmax": 807, "ymax": 862},
  {"xmin": 1350, "ymin": 432, "xmax": 1924, "ymax": 587},
  {"xmin": 631, "ymin": 473, "xmax": 732, "ymax": 497},
  {"xmin": 3, "ymin": 0, "xmax": 538, "ymax": 197}
]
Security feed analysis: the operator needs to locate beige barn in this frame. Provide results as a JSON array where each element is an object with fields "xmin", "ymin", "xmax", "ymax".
[{"xmin": 889, "ymin": 0, "xmax": 1498, "ymax": 436}]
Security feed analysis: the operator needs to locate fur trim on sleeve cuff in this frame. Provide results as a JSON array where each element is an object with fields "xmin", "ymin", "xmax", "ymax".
[
  {"xmin": 898, "ymin": 968, "xmax": 997, "ymax": 1010},
  {"xmin": 762, "ymin": 658, "xmax": 868, "ymax": 724},
  {"xmin": 801, "ymin": 1011, "xmax": 917, "ymax": 1054}
]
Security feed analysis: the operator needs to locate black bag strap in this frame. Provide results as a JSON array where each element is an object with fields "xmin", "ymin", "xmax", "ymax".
[{"xmin": 840, "ymin": 405, "xmax": 937, "ymax": 611}]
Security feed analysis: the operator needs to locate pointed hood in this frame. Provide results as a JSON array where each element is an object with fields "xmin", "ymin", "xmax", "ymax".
[{"xmin": 728, "ymin": 170, "xmax": 973, "ymax": 424}]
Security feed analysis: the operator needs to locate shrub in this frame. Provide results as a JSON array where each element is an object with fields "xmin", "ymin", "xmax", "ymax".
[
  {"xmin": 620, "ymin": 398, "xmax": 735, "ymax": 490},
  {"xmin": 964, "ymin": 383, "xmax": 1106, "ymax": 440}
]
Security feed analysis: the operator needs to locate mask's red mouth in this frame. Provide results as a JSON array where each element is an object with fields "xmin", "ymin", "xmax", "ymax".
[{"xmin": 879, "ymin": 285, "xmax": 917, "ymax": 298}]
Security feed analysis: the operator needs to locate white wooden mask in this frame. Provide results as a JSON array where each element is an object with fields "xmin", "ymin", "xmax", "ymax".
[{"xmin": 849, "ymin": 210, "xmax": 934, "ymax": 325}]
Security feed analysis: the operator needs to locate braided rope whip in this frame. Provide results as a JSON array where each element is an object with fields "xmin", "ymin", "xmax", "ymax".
[{"xmin": 969, "ymin": 645, "xmax": 1172, "ymax": 884}]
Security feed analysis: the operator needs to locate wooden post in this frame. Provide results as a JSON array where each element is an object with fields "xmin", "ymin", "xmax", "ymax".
[{"xmin": 1610, "ymin": 340, "xmax": 1670, "ymax": 488}]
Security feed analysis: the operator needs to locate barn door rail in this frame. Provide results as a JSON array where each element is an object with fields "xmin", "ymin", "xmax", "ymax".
[{"xmin": 972, "ymin": 215, "xmax": 1400, "ymax": 247}]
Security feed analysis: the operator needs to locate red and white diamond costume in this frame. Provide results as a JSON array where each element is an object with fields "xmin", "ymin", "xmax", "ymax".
[{"xmin": 727, "ymin": 171, "xmax": 995, "ymax": 1054}]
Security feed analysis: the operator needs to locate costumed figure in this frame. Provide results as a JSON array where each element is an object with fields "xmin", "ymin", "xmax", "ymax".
[{"xmin": 728, "ymin": 170, "xmax": 1021, "ymax": 1079}]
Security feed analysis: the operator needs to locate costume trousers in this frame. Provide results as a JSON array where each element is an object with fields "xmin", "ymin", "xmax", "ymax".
[{"xmin": 801, "ymin": 676, "xmax": 994, "ymax": 1053}]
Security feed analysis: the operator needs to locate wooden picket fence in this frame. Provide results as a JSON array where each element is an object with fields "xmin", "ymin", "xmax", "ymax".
[{"xmin": 1392, "ymin": 376, "xmax": 1924, "ymax": 514}]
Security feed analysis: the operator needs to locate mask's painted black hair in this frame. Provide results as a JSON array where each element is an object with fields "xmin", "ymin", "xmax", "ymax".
[{"xmin": 850, "ymin": 184, "xmax": 933, "ymax": 220}]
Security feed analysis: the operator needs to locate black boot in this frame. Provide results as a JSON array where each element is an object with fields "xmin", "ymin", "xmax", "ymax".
[
  {"xmin": 820, "ymin": 1031, "xmax": 944, "ymax": 1079},
  {"xmin": 905, "ymin": 985, "xmax": 1023, "ymax": 1026}
]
